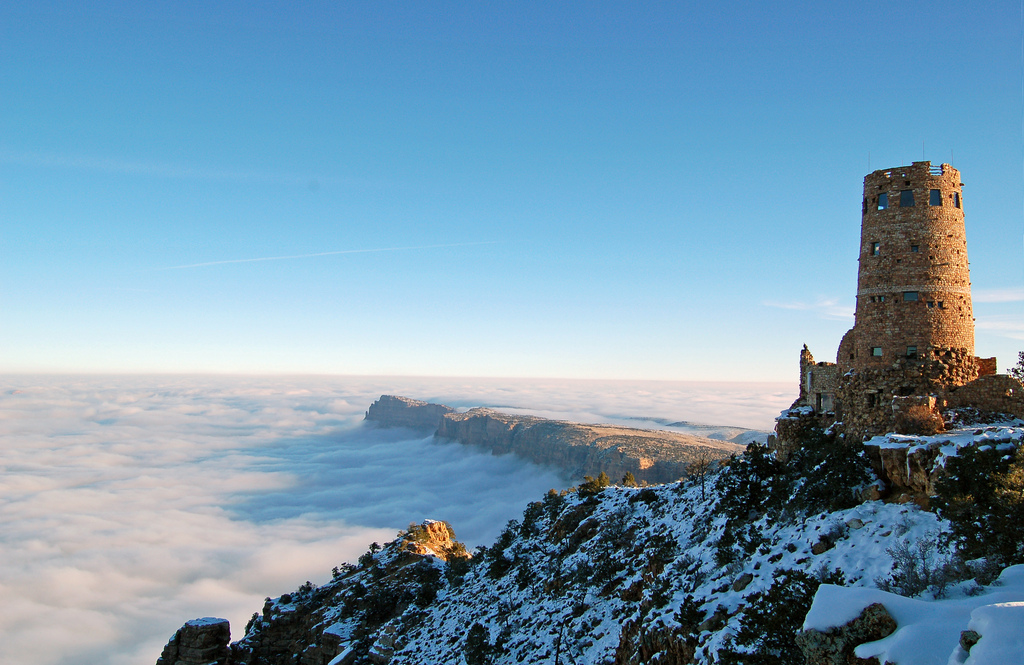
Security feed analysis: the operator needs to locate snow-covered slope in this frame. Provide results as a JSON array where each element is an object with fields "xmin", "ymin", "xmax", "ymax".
[
  {"xmin": 190, "ymin": 422, "xmax": 1024, "ymax": 665},
  {"xmin": 804, "ymin": 566, "xmax": 1024, "ymax": 665}
]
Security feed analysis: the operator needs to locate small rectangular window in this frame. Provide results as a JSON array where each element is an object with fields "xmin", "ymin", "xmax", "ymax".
[
  {"xmin": 877, "ymin": 193, "xmax": 888, "ymax": 210},
  {"xmin": 872, "ymin": 347, "xmax": 883, "ymax": 357},
  {"xmin": 900, "ymin": 190, "xmax": 915, "ymax": 207},
  {"xmin": 910, "ymin": 245, "xmax": 919, "ymax": 252},
  {"xmin": 871, "ymin": 242, "xmax": 880, "ymax": 256},
  {"xmin": 954, "ymin": 192, "xmax": 961, "ymax": 208},
  {"xmin": 927, "ymin": 301, "xmax": 935, "ymax": 308},
  {"xmin": 929, "ymin": 189, "xmax": 942, "ymax": 206},
  {"xmin": 907, "ymin": 346, "xmax": 917, "ymax": 358},
  {"xmin": 878, "ymin": 295, "xmax": 885, "ymax": 302},
  {"xmin": 903, "ymin": 291, "xmax": 919, "ymax": 301},
  {"xmin": 938, "ymin": 301, "xmax": 945, "ymax": 309}
]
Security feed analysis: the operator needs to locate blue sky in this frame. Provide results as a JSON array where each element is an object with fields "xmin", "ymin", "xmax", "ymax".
[{"xmin": 1, "ymin": 1, "xmax": 1021, "ymax": 380}]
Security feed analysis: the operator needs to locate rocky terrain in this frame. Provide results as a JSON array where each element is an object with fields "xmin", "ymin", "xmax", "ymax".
[
  {"xmin": 365, "ymin": 395, "xmax": 747, "ymax": 485},
  {"xmin": 157, "ymin": 419, "xmax": 1024, "ymax": 665}
]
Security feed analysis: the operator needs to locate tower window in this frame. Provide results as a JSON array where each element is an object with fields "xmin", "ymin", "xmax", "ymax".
[
  {"xmin": 954, "ymin": 192, "xmax": 961, "ymax": 208},
  {"xmin": 871, "ymin": 242, "xmax": 880, "ymax": 256},
  {"xmin": 929, "ymin": 189, "xmax": 942, "ymax": 206},
  {"xmin": 927, "ymin": 300, "xmax": 935, "ymax": 308},
  {"xmin": 903, "ymin": 291, "xmax": 919, "ymax": 301},
  {"xmin": 906, "ymin": 346, "xmax": 918, "ymax": 358},
  {"xmin": 872, "ymin": 347, "xmax": 883, "ymax": 357},
  {"xmin": 900, "ymin": 190, "xmax": 915, "ymax": 207},
  {"xmin": 911, "ymin": 245, "xmax": 919, "ymax": 252},
  {"xmin": 877, "ymin": 193, "xmax": 888, "ymax": 210},
  {"xmin": 938, "ymin": 301, "xmax": 945, "ymax": 309}
]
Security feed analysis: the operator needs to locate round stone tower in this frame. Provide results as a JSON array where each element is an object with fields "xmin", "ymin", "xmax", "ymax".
[{"xmin": 837, "ymin": 161, "xmax": 976, "ymax": 388}]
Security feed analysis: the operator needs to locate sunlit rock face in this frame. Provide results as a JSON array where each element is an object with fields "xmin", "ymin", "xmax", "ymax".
[
  {"xmin": 366, "ymin": 394, "xmax": 745, "ymax": 485},
  {"xmin": 436, "ymin": 406, "xmax": 744, "ymax": 484}
]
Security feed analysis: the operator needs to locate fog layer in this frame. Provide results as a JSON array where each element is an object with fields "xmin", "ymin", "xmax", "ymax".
[{"xmin": 0, "ymin": 375, "xmax": 791, "ymax": 665}]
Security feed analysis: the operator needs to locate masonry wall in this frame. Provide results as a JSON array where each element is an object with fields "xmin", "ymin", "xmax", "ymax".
[
  {"xmin": 946, "ymin": 374, "xmax": 1024, "ymax": 419},
  {"xmin": 795, "ymin": 345, "xmax": 840, "ymax": 412},
  {"xmin": 835, "ymin": 346, "xmax": 979, "ymax": 437}
]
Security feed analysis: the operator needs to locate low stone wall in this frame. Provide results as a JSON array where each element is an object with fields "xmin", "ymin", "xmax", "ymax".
[{"xmin": 946, "ymin": 374, "xmax": 1024, "ymax": 419}]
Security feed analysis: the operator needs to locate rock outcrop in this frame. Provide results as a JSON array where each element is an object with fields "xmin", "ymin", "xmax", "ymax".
[
  {"xmin": 365, "ymin": 395, "xmax": 455, "ymax": 431},
  {"xmin": 156, "ymin": 617, "xmax": 231, "ymax": 665},
  {"xmin": 795, "ymin": 603, "xmax": 897, "ymax": 665}
]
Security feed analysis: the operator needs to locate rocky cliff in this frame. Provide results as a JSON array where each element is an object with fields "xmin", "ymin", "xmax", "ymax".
[
  {"xmin": 364, "ymin": 395, "xmax": 454, "ymax": 431},
  {"xmin": 365, "ymin": 395, "xmax": 746, "ymax": 484},
  {"xmin": 435, "ymin": 407, "xmax": 744, "ymax": 485}
]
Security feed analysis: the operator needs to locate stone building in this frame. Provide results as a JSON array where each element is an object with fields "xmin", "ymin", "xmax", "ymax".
[{"xmin": 779, "ymin": 161, "xmax": 1019, "ymax": 445}]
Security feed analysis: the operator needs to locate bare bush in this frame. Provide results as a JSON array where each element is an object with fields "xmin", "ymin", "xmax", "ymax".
[
  {"xmin": 875, "ymin": 535, "xmax": 964, "ymax": 598},
  {"xmin": 894, "ymin": 404, "xmax": 944, "ymax": 435}
]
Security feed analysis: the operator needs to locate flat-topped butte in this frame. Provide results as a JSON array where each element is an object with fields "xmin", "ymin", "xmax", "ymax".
[{"xmin": 365, "ymin": 395, "xmax": 745, "ymax": 484}]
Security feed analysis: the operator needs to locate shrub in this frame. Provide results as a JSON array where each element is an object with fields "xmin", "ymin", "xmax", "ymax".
[
  {"xmin": 543, "ymin": 488, "xmax": 566, "ymax": 520},
  {"xmin": 788, "ymin": 435, "xmax": 873, "ymax": 513},
  {"xmin": 716, "ymin": 444, "xmax": 791, "ymax": 521},
  {"xmin": 1009, "ymin": 351, "xmax": 1024, "ymax": 381},
  {"xmin": 934, "ymin": 445, "xmax": 1024, "ymax": 565},
  {"xmin": 578, "ymin": 472, "xmax": 612, "ymax": 497},
  {"xmin": 723, "ymin": 567, "xmax": 843, "ymax": 664},
  {"xmin": 464, "ymin": 623, "xmax": 493, "ymax": 665},
  {"xmin": 894, "ymin": 404, "xmax": 945, "ymax": 435},
  {"xmin": 622, "ymin": 471, "xmax": 638, "ymax": 487},
  {"xmin": 875, "ymin": 535, "xmax": 963, "ymax": 597}
]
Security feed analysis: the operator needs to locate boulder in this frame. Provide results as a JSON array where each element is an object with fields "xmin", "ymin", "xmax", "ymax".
[
  {"xmin": 795, "ymin": 603, "xmax": 896, "ymax": 665},
  {"xmin": 731, "ymin": 573, "xmax": 754, "ymax": 592}
]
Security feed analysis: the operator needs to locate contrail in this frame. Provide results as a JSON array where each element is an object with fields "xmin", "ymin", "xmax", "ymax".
[{"xmin": 157, "ymin": 241, "xmax": 498, "ymax": 270}]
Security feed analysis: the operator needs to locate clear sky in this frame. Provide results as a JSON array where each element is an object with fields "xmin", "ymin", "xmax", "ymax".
[{"xmin": 1, "ymin": 1, "xmax": 1021, "ymax": 381}]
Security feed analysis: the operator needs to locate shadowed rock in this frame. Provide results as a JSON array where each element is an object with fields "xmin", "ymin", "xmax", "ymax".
[{"xmin": 156, "ymin": 617, "xmax": 231, "ymax": 665}]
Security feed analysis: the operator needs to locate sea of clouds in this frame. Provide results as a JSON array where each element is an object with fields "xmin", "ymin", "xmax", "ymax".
[{"xmin": 0, "ymin": 375, "xmax": 792, "ymax": 665}]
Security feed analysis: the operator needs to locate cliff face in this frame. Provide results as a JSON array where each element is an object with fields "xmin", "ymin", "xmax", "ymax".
[
  {"xmin": 364, "ymin": 395, "xmax": 454, "ymax": 431},
  {"xmin": 365, "ymin": 396, "xmax": 745, "ymax": 485},
  {"xmin": 434, "ymin": 407, "xmax": 744, "ymax": 485}
]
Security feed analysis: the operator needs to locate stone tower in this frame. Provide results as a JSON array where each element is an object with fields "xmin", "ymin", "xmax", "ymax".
[
  {"xmin": 837, "ymin": 161, "xmax": 975, "ymax": 383},
  {"xmin": 775, "ymin": 160, "xmax": 1021, "ymax": 450}
]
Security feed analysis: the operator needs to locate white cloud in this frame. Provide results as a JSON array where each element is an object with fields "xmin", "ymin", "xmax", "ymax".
[
  {"xmin": 0, "ymin": 375, "xmax": 790, "ymax": 665},
  {"xmin": 973, "ymin": 287, "xmax": 1024, "ymax": 303},
  {"xmin": 976, "ymin": 316, "xmax": 1024, "ymax": 340},
  {"xmin": 762, "ymin": 297, "xmax": 854, "ymax": 321}
]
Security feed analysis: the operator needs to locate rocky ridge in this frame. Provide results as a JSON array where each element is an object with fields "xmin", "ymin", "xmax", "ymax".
[
  {"xmin": 157, "ymin": 420, "xmax": 1024, "ymax": 665},
  {"xmin": 366, "ymin": 395, "xmax": 747, "ymax": 484}
]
